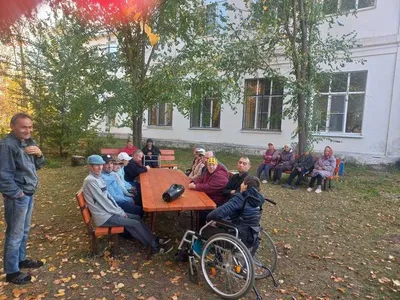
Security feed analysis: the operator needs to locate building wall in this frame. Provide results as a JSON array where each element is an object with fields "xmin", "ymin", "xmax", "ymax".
[{"xmin": 104, "ymin": 0, "xmax": 400, "ymax": 163}]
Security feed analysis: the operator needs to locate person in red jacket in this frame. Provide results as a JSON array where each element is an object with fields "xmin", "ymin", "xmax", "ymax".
[
  {"xmin": 188, "ymin": 157, "xmax": 229, "ymax": 225},
  {"xmin": 257, "ymin": 142, "xmax": 279, "ymax": 183},
  {"xmin": 119, "ymin": 140, "xmax": 137, "ymax": 156}
]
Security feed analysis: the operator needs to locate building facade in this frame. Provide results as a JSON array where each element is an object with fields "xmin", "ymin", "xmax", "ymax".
[{"xmin": 101, "ymin": 0, "xmax": 400, "ymax": 164}]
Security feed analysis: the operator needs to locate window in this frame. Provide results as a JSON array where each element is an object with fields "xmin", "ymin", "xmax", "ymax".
[
  {"xmin": 323, "ymin": 0, "xmax": 375, "ymax": 14},
  {"xmin": 148, "ymin": 103, "xmax": 172, "ymax": 126},
  {"xmin": 313, "ymin": 71, "xmax": 367, "ymax": 134},
  {"xmin": 190, "ymin": 85, "xmax": 221, "ymax": 129},
  {"xmin": 242, "ymin": 78, "xmax": 283, "ymax": 131}
]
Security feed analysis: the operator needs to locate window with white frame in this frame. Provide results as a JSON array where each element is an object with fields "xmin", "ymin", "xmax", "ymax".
[
  {"xmin": 313, "ymin": 71, "xmax": 367, "ymax": 134},
  {"xmin": 242, "ymin": 78, "xmax": 283, "ymax": 131},
  {"xmin": 323, "ymin": 0, "xmax": 376, "ymax": 14},
  {"xmin": 148, "ymin": 103, "xmax": 172, "ymax": 126}
]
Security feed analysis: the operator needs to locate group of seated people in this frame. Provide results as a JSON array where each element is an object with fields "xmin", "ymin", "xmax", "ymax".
[
  {"xmin": 257, "ymin": 143, "xmax": 336, "ymax": 194},
  {"xmin": 119, "ymin": 138, "xmax": 161, "ymax": 168}
]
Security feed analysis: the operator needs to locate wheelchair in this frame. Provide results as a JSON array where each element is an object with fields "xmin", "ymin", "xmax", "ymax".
[{"xmin": 176, "ymin": 212, "xmax": 278, "ymax": 299}]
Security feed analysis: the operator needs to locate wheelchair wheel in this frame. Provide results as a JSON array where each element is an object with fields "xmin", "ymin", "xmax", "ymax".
[
  {"xmin": 200, "ymin": 233, "xmax": 255, "ymax": 299},
  {"xmin": 252, "ymin": 230, "xmax": 277, "ymax": 280}
]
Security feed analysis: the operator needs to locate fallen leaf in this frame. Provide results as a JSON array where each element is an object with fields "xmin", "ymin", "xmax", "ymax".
[
  {"xmin": 132, "ymin": 272, "xmax": 143, "ymax": 279},
  {"xmin": 12, "ymin": 288, "xmax": 28, "ymax": 298},
  {"xmin": 115, "ymin": 283, "xmax": 125, "ymax": 289},
  {"xmin": 70, "ymin": 284, "xmax": 80, "ymax": 289},
  {"xmin": 337, "ymin": 287, "xmax": 346, "ymax": 293},
  {"xmin": 393, "ymin": 279, "xmax": 400, "ymax": 287},
  {"xmin": 378, "ymin": 277, "xmax": 391, "ymax": 284},
  {"xmin": 92, "ymin": 274, "xmax": 101, "ymax": 279},
  {"xmin": 49, "ymin": 266, "xmax": 57, "ymax": 272},
  {"xmin": 100, "ymin": 271, "xmax": 107, "ymax": 277},
  {"xmin": 165, "ymin": 261, "xmax": 173, "ymax": 266},
  {"xmin": 54, "ymin": 289, "xmax": 66, "ymax": 297},
  {"xmin": 170, "ymin": 276, "xmax": 182, "ymax": 284}
]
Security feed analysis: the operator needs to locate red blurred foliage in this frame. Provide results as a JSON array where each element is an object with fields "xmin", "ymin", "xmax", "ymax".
[{"xmin": 0, "ymin": 0, "xmax": 43, "ymax": 31}]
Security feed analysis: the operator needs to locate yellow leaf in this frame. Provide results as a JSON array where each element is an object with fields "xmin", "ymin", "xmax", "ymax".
[
  {"xmin": 12, "ymin": 288, "xmax": 28, "ymax": 298},
  {"xmin": 132, "ymin": 272, "xmax": 142, "ymax": 279},
  {"xmin": 70, "ymin": 283, "xmax": 80, "ymax": 289},
  {"xmin": 92, "ymin": 274, "xmax": 101, "ymax": 279},
  {"xmin": 31, "ymin": 275, "xmax": 37, "ymax": 282},
  {"xmin": 40, "ymin": 258, "xmax": 47, "ymax": 264},
  {"xmin": 144, "ymin": 24, "xmax": 159, "ymax": 46},
  {"xmin": 61, "ymin": 277, "xmax": 71, "ymax": 283},
  {"xmin": 337, "ymin": 287, "xmax": 346, "ymax": 293},
  {"xmin": 79, "ymin": 258, "xmax": 86, "ymax": 263},
  {"xmin": 49, "ymin": 266, "xmax": 57, "ymax": 272},
  {"xmin": 115, "ymin": 283, "xmax": 125, "ymax": 289}
]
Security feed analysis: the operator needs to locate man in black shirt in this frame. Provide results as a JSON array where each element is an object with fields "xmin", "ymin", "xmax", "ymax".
[
  {"xmin": 124, "ymin": 150, "xmax": 150, "ymax": 183},
  {"xmin": 222, "ymin": 157, "xmax": 251, "ymax": 200}
]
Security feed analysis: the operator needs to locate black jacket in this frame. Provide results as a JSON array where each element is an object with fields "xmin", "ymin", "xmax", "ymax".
[
  {"xmin": 222, "ymin": 172, "xmax": 248, "ymax": 198},
  {"xmin": 206, "ymin": 187, "xmax": 265, "ymax": 227},
  {"xmin": 294, "ymin": 154, "xmax": 314, "ymax": 171},
  {"xmin": 124, "ymin": 159, "xmax": 147, "ymax": 182},
  {"xmin": 142, "ymin": 145, "xmax": 160, "ymax": 156}
]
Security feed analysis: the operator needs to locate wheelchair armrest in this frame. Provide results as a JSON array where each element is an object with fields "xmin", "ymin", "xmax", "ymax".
[{"xmin": 199, "ymin": 220, "xmax": 239, "ymax": 237}]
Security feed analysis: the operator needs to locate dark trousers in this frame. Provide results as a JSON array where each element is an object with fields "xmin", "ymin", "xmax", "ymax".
[
  {"xmin": 287, "ymin": 168, "xmax": 309, "ymax": 186},
  {"xmin": 273, "ymin": 166, "xmax": 291, "ymax": 181},
  {"xmin": 144, "ymin": 155, "xmax": 159, "ymax": 168},
  {"xmin": 257, "ymin": 164, "xmax": 274, "ymax": 181},
  {"xmin": 309, "ymin": 174, "xmax": 323, "ymax": 187}
]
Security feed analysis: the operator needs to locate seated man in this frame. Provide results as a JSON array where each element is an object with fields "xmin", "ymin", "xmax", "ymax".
[
  {"xmin": 142, "ymin": 138, "xmax": 160, "ymax": 168},
  {"xmin": 188, "ymin": 157, "xmax": 229, "ymax": 225},
  {"xmin": 222, "ymin": 156, "xmax": 250, "ymax": 200},
  {"xmin": 83, "ymin": 155, "xmax": 172, "ymax": 254},
  {"xmin": 206, "ymin": 176, "xmax": 264, "ymax": 249},
  {"xmin": 112, "ymin": 159, "xmax": 134, "ymax": 197},
  {"xmin": 101, "ymin": 155, "xmax": 142, "ymax": 216},
  {"xmin": 282, "ymin": 147, "xmax": 314, "ymax": 190},
  {"xmin": 123, "ymin": 150, "xmax": 150, "ymax": 184}
]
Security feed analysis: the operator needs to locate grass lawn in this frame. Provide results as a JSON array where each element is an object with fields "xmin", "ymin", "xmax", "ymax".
[{"xmin": 0, "ymin": 149, "xmax": 399, "ymax": 299}]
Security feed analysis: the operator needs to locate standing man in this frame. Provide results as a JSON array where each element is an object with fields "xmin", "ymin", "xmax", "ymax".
[{"xmin": 0, "ymin": 113, "xmax": 44, "ymax": 284}]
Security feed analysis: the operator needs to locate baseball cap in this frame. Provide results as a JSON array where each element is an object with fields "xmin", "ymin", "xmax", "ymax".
[
  {"xmin": 195, "ymin": 148, "xmax": 206, "ymax": 155},
  {"xmin": 101, "ymin": 154, "xmax": 114, "ymax": 163},
  {"xmin": 88, "ymin": 155, "xmax": 105, "ymax": 165},
  {"xmin": 207, "ymin": 157, "xmax": 218, "ymax": 165},
  {"xmin": 117, "ymin": 152, "xmax": 132, "ymax": 161}
]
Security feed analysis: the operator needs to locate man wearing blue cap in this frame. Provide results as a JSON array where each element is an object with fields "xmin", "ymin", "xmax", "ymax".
[{"xmin": 82, "ymin": 155, "xmax": 172, "ymax": 254}]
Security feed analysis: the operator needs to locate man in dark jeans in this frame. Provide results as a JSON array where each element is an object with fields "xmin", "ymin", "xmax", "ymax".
[
  {"xmin": 282, "ymin": 149, "xmax": 314, "ymax": 190},
  {"xmin": 0, "ymin": 113, "xmax": 45, "ymax": 284}
]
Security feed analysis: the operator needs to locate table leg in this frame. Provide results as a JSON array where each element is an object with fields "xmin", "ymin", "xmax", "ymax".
[
  {"xmin": 147, "ymin": 212, "xmax": 156, "ymax": 260},
  {"xmin": 190, "ymin": 211, "xmax": 194, "ymax": 231},
  {"xmin": 196, "ymin": 211, "xmax": 200, "ymax": 231}
]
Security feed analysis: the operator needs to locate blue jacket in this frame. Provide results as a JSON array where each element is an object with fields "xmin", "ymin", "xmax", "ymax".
[
  {"xmin": 206, "ymin": 187, "xmax": 265, "ymax": 227},
  {"xmin": 101, "ymin": 172, "xmax": 132, "ymax": 204},
  {"xmin": 0, "ymin": 132, "xmax": 45, "ymax": 198}
]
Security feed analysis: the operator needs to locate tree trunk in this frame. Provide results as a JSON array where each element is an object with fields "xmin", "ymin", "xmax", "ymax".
[{"xmin": 131, "ymin": 114, "xmax": 143, "ymax": 148}]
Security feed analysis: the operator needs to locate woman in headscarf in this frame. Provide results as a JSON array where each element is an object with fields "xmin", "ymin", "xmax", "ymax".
[{"xmin": 307, "ymin": 146, "xmax": 335, "ymax": 194}]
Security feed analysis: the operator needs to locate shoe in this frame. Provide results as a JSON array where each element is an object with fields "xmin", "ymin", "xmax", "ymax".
[
  {"xmin": 158, "ymin": 237, "xmax": 171, "ymax": 245},
  {"xmin": 291, "ymin": 185, "xmax": 299, "ymax": 190},
  {"xmin": 261, "ymin": 180, "xmax": 268, "ymax": 184},
  {"xmin": 307, "ymin": 187, "xmax": 313, "ymax": 192},
  {"xmin": 6, "ymin": 272, "xmax": 31, "ymax": 285},
  {"xmin": 282, "ymin": 183, "xmax": 291, "ymax": 188},
  {"xmin": 153, "ymin": 244, "xmax": 174, "ymax": 255},
  {"xmin": 19, "ymin": 259, "xmax": 44, "ymax": 269},
  {"xmin": 315, "ymin": 188, "xmax": 322, "ymax": 194},
  {"xmin": 273, "ymin": 180, "xmax": 279, "ymax": 185}
]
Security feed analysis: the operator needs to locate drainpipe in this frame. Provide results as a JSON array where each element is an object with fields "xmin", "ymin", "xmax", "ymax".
[{"xmin": 385, "ymin": 2, "xmax": 400, "ymax": 157}]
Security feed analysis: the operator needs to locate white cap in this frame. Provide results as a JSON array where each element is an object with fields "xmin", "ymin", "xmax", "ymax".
[
  {"xmin": 117, "ymin": 152, "xmax": 132, "ymax": 161},
  {"xmin": 195, "ymin": 148, "xmax": 206, "ymax": 155}
]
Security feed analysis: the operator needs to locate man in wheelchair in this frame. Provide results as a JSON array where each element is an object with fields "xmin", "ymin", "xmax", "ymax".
[{"xmin": 204, "ymin": 175, "xmax": 264, "ymax": 251}]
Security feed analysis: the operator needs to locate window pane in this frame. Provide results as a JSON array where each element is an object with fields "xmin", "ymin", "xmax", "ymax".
[
  {"xmin": 257, "ymin": 96, "xmax": 269, "ymax": 129},
  {"xmin": 158, "ymin": 104, "xmax": 166, "ymax": 125},
  {"xmin": 341, "ymin": 0, "xmax": 356, "ymax": 11},
  {"xmin": 166, "ymin": 104, "xmax": 172, "ymax": 126},
  {"xmin": 270, "ymin": 96, "xmax": 283, "ymax": 130},
  {"xmin": 245, "ymin": 79, "xmax": 258, "ymax": 96},
  {"xmin": 323, "ymin": 0, "xmax": 338, "ymax": 14},
  {"xmin": 201, "ymin": 98, "xmax": 212, "ymax": 127},
  {"xmin": 243, "ymin": 96, "xmax": 256, "ymax": 129},
  {"xmin": 330, "ymin": 95, "xmax": 346, "ymax": 113},
  {"xmin": 191, "ymin": 102, "xmax": 201, "ymax": 127},
  {"xmin": 346, "ymin": 94, "xmax": 364, "ymax": 133},
  {"xmin": 317, "ymin": 74, "xmax": 330, "ymax": 93},
  {"xmin": 149, "ymin": 107, "xmax": 157, "ymax": 125},
  {"xmin": 349, "ymin": 71, "xmax": 367, "ymax": 92},
  {"xmin": 358, "ymin": 0, "xmax": 375, "ymax": 9},
  {"xmin": 271, "ymin": 78, "xmax": 284, "ymax": 95},
  {"xmin": 313, "ymin": 95, "xmax": 328, "ymax": 131},
  {"xmin": 329, "ymin": 114, "xmax": 344, "ymax": 131},
  {"xmin": 331, "ymin": 73, "xmax": 348, "ymax": 92},
  {"xmin": 260, "ymin": 79, "xmax": 270, "ymax": 95},
  {"xmin": 211, "ymin": 101, "xmax": 221, "ymax": 128}
]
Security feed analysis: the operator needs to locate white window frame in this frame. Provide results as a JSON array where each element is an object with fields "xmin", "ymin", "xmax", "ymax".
[
  {"xmin": 324, "ymin": 0, "xmax": 376, "ymax": 13},
  {"xmin": 148, "ymin": 103, "xmax": 173, "ymax": 126},
  {"xmin": 242, "ymin": 78, "xmax": 283, "ymax": 131},
  {"xmin": 190, "ymin": 96, "xmax": 221, "ymax": 129},
  {"xmin": 317, "ymin": 71, "xmax": 367, "ymax": 134}
]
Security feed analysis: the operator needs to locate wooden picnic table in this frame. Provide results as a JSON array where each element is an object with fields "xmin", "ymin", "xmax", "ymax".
[{"xmin": 139, "ymin": 168, "xmax": 216, "ymax": 257}]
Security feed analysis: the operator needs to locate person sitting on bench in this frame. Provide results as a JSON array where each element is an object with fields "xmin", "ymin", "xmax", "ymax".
[
  {"xmin": 142, "ymin": 138, "xmax": 160, "ymax": 168},
  {"xmin": 83, "ymin": 155, "xmax": 172, "ymax": 254},
  {"xmin": 222, "ymin": 156, "xmax": 250, "ymax": 200}
]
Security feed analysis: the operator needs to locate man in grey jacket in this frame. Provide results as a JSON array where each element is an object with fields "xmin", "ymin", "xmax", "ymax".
[
  {"xmin": 82, "ymin": 155, "xmax": 172, "ymax": 255},
  {"xmin": 0, "ymin": 113, "xmax": 45, "ymax": 284}
]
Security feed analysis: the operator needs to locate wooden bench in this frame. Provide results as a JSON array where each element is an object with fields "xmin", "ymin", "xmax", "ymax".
[
  {"xmin": 100, "ymin": 148, "xmax": 120, "ymax": 156},
  {"xmin": 76, "ymin": 190, "xmax": 124, "ymax": 255},
  {"xmin": 159, "ymin": 149, "xmax": 178, "ymax": 169}
]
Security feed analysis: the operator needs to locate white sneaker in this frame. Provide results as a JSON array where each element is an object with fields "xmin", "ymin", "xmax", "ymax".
[
  {"xmin": 315, "ymin": 188, "xmax": 322, "ymax": 194},
  {"xmin": 307, "ymin": 187, "xmax": 313, "ymax": 192},
  {"xmin": 262, "ymin": 180, "xmax": 268, "ymax": 184}
]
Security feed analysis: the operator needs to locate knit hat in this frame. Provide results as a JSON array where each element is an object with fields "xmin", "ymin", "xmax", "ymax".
[
  {"xmin": 207, "ymin": 157, "xmax": 218, "ymax": 165},
  {"xmin": 146, "ymin": 138, "xmax": 153, "ymax": 143}
]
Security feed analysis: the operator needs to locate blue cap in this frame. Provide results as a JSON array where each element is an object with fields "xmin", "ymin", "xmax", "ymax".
[{"xmin": 87, "ymin": 155, "xmax": 105, "ymax": 165}]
